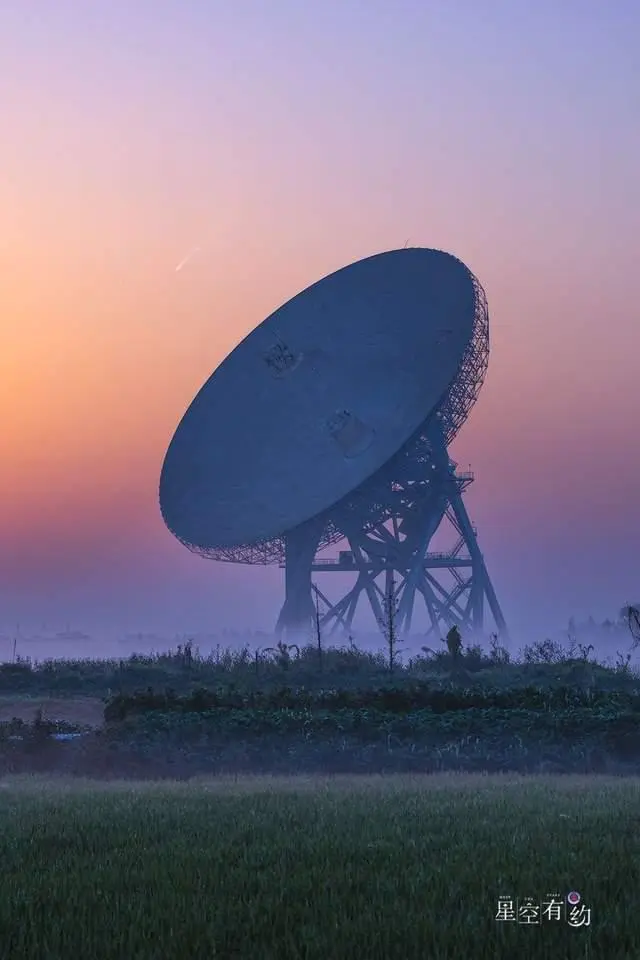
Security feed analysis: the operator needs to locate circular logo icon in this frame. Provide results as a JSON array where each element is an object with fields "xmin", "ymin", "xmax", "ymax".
[{"xmin": 567, "ymin": 891, "xmax": 581, "ymax": 905}]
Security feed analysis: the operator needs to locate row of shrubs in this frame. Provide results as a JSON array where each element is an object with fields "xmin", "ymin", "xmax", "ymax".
[
  {"xmin": 0, "ymin": 633, "xmax": 638, "ymax": 698},
  {"xmin": 102, "ymin": 682, "xmax": 640, "ymax": 721}
]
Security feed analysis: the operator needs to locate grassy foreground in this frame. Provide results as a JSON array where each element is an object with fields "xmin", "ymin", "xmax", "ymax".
[{"xmin": 0, "ymin": 774, "xmax": 638, "ymax": 959}]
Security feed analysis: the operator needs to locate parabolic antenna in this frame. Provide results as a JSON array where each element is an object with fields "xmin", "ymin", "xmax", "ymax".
[
  {"xmin": 160, "ymin": 247, "xmax": 507, "ymax": 640},
  {"xmin": 161, "ymin": 249, "xmax": 475, "ymax": 552}
]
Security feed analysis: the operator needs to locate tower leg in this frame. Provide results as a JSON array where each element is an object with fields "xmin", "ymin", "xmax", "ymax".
[
  {"xmin": 276, "ymin": 516, "xmax": 325, "ymax": 642},
  {"xmin": 445, "ymin": 484, "xmax": 508, "ymax": 639}
]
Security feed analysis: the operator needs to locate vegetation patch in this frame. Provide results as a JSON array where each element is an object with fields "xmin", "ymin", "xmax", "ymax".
[
  {"xmin": 0, "ymin": 773, "xmax": 637, "ymax": 959},
  {"xmin": 1, "ymin": 632, "xmax": 640, "ymax": 778}
]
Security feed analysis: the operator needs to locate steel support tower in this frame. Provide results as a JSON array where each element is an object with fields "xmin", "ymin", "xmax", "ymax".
[{"xmin": 276, "ymin": 426, "xmax": 508, "ymax": 642}]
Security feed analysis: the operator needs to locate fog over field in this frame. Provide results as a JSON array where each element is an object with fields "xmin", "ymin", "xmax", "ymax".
[{"xmin": 0, "ymin": 613, "xmax": 637, "ymax": 667}]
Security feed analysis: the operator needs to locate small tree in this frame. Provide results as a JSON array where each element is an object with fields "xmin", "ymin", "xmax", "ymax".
[
  {"xmin": 378, "ymin": 571, "xmax": 402, "ymax": 674},
  {"xmin": 444, "ymin": 624, "xmax": 462, "ymax": 663}
]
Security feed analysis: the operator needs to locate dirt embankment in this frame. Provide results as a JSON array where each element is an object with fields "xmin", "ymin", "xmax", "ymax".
[{"xmin": 0, "ymin": 697, "xmax": 104, "ymax": 728}]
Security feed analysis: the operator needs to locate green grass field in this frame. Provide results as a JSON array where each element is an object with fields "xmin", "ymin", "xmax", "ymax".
[{"xmin": 0, "ymin": 773, "xmax": 638, "ymax": 959}]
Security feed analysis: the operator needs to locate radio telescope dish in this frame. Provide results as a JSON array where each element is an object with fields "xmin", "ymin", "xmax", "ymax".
[
  {"xmin": 160, "ymin": 249, "xmax": 475, "ymax": 554},
  {"xmin": 159, "ymin": 247, "xmax": 507, "ymax": 641}
]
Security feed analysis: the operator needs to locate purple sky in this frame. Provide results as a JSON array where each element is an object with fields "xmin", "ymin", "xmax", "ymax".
[{"xmin": 1, "ymin": 1, "xmax": 639, "ymax": 651}]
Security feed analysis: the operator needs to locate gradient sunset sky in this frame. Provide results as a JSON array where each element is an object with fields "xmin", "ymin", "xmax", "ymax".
[{"xmin": 1, "ymin": 1, "xmax": 639, "ymax": 647}]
